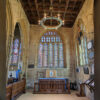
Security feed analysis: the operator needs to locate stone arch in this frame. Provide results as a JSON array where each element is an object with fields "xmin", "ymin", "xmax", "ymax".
[
  {"xmin": 17, "ymin": 19, "xmax": 29, "ymax": 73},
  {"xmin": 6, "ymin": 22, "xmax": 25, "ymax": 84},
  {"xmin": 6, "ymin": 0, "xmax": 13, "ymax": 37},
  {"xmin": 14, "ymin": 23, "xmax": 21, "ymax": 38},
  {"xmin": 8, "ymin": 22, "xmax": 22, "ymax": 70},
  {"xmin": 6, "ymin": 0, "xmax": 13, "ymax": 67},
  {"xmin": 14, "ymin": 22, "xmax": 24, "ymax": 46}
]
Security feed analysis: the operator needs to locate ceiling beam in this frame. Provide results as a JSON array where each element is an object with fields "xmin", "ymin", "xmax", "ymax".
[
  {"xmin": 35, "ymin": 0, "xmax": 40, "ymax": 19},
  {"xmin": 20, "ymin": 0, "xmax": 85, "ymax": 28},
  {"xmin": 26, "ymin": 8, "xmax": 78, "ymax": 14},
  {"xmin": 27, "ymin": 0, "xmax": 38, "ymax": 19},
  {"xmin": 63, "ymin": 0, "xmax": 70, "ymax": 17}
]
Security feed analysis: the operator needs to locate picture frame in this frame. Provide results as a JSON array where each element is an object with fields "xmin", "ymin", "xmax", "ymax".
[{"xmin": 83, "ymin": 66, "xmax": 89, "ymax": 74}]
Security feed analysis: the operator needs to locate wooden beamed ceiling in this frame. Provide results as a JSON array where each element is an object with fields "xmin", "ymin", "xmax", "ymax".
[{"xmin": 20, "ymin": 0, "xmax": 85, "ymax": 28}]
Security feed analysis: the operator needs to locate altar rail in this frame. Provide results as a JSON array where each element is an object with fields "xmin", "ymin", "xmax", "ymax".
[{"xmin": 6, "ymin": 79, "xmax": 26, "ymax": 100}]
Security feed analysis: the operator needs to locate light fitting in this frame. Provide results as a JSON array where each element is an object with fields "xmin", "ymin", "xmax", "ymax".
[{"xmin": 39, "ymin": 16, "xmax": 64, "ymax": 30}]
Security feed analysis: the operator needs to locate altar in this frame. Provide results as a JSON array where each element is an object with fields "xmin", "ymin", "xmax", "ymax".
[{"xmin": 34, "ymin": 78, "xmax": 70, "ymax": 94}]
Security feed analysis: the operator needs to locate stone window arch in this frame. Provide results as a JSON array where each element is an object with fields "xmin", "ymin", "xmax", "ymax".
[
  {"xmin": 10, "ymin": 23, "xmax": 22, "ymax": 70},
  {"xmin": 76, "ymin": 19, "xmax": 88, "ymax": 66},
  {"xmin": 38, "ymin": 31, "xmax": 64, "ymax": 68}
]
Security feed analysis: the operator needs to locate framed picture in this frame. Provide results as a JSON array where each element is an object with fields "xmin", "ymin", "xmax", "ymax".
[
  {"xmin": 46, "ymin": 70, "xmax": 57, "ymax": 78},
  {"xmin": 83, "ymin": 66, "xmax": 89, "ymax": 74},
  {"xmin": 28, "ymin": 64, "xmax": 34, "ymax": 68},
  {"xmin": 88, "ymin": 51, "xmax": 94, "ymax": 59},
  {"xmin": 87, "ymin": 40, "xmax": 94, "ymax": 50},
  {"xmin": 76, "ymin": 67, "xmax": 80, "ymax": 73},
  {"xmin": 87, "ymin": 41, "xmax": 92, "ymax": 49}
]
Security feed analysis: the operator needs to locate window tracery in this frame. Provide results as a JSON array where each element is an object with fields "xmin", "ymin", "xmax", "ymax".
[{"xmin": 38, "ymin": 32, "xmax": 64, "ymax": 68}]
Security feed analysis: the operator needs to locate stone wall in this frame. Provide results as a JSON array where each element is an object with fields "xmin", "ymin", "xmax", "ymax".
[
  {"xmin": 27, "ymin": 25, "xmax": 76, "ymax": 87},
  {"xmin": 73, "ymin": 0, "xmax": 94, "ymax": 99},
  {"xmin": 6, "ymin": 0, "xmax": 30, "ymax": 77},
  {"xmin": 6, "ymin": 1, "xmax": 94, "ymax": 100}
]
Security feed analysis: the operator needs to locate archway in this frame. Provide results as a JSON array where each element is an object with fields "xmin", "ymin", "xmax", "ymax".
[
  {"xmin": 0, "ymin": 0, "xmax": 6, "ymax": 99},
  {"xmin": 7, "ymin": 23, "xmax": 23, "ymax": 83}
]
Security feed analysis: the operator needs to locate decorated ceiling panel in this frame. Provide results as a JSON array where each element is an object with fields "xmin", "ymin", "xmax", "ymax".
[{"xmin": 20, "ymin": 0, "xmax": 85, "ymax": 28}]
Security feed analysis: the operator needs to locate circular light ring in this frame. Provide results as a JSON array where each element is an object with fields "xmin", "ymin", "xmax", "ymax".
[{"xmin": 40, "ymin": 17, "xmax": 63, "ymax": 30}]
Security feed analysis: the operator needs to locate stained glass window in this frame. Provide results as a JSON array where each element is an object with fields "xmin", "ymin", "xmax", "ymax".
[
  {"xmin": 38, "ymin": 32, "xmax": 64, "ymax": 68},
  {"xmin": 79, "ymin": 44, "xmax": 82, "ymax": 65},
  {"xmin": 78, "ymin": 36, "xmax": 88, "ymax": 66},
  {"xmin": 84, "ymin": 37, "xmax": 88, "ymax": 64},
  {"xmin": 49, "ymin": 43, "xmax": 53, "ymax": 67},
  {"xmin": 59, "ymin": 43, "xmax": 64, "ymax": 67},
  {"xmin": 76, "ymin": 22, "xmax": 88, "ymax": 66},
  {"xmin": 54, "ymin": 43, "xmax": 58, "ymax": 67},
  {"xmin": 43, "ymin": 43, "xmax": 48, "ymax": 67},
  {"xmin": 38, "ymin": 43, "xmax": 43, "ymax": 67},
  {"xmin": 18, "ymin": 43, "xmax": 21, "ymax": 62},
  {"xmin": 13, "ymin": 39, "xmax": 19, "ymax": 64},
  {"xmin": 75, "ymin": 44, "xmax": 79, "ymax": 66},
  {"xmin": 10, "ymin": 38, "xmax": 21, "ymax": 66},
  {"xmin": 81, "ymin": 37, "xmax": 85, "ymax": 65},
  {"xmin": 11, "ymin": 42, "xmax": 14, "ymax": 64}
]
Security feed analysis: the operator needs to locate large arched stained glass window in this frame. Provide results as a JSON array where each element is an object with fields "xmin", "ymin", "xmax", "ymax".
[
  {"xmin": 76, "ymin": 20, "xmax": 88, "ymax": 66},
  {"xmin": 76, "ymin": 33, "xmax": 88, "ymax": 66},
  {"xmin": 10, "ymin": 38, "xmax": 21, "ymax": 66},
  {"xmin": 78, "ymin": 36, "xmax": 88, "ymax": 66},
  {"xmin": 38, "ymin": 32, "xmax": 64, "ymax": 68},
  {"xmin": 13, "ymin": 39, "xmax": 19, "ymax": 64}
]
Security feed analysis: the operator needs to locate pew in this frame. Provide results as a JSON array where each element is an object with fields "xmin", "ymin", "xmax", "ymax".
[
  {"xmin": 6, "ymin": 79, "xmax": 26, "ymax": 100},
  {"xmin": 6, "ymin": 84, "xmax": 12, "ymax": 100}
]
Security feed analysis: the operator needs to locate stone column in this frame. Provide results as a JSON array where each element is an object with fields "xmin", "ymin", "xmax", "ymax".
[
  {"xmin": 0, "ymin": 0, "xmax": 6, "ymax": 100},
  {"xmin": 94, "ymin": 1, "xmax": 100, "ymax": 100}
]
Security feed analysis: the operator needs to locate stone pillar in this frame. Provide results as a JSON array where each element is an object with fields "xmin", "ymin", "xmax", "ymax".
[
  {"xmin": 94, "ymin": 1, "xmax": 100, "ymax": 100},
  {"xmin": 0, "ymin": 0, "xmax": 7, "ymax": 100}
]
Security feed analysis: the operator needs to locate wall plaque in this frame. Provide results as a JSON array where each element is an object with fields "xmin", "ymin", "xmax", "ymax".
[
  {"xmin": 88, "ymin": 52, "xmax": 94, "ymax": 59},
  {"xmin": 46, "ymin": 70, "xmax": 57, "ymax": 78},
  {"xmin": 28, "ymin": 64, "xmax": 34, "ymax": 68}
]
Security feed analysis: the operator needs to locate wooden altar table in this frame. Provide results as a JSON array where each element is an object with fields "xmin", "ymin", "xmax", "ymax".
[{"xmin": 34, "ymin": 78, "xmax": 70, "ymax": 94}]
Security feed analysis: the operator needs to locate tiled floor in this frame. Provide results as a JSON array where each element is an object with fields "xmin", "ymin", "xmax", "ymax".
[{"xmin": 17, "ymin": 91, "xmax": 90, "ymax": 100}]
